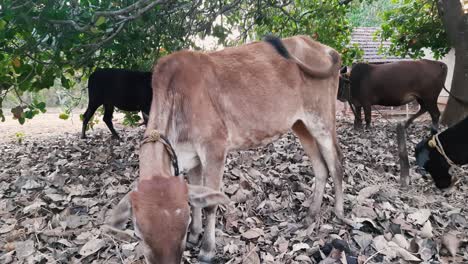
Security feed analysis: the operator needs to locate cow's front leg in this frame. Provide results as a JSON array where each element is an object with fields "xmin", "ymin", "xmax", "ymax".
[
  {"xmin": 353, "ymin": 106, "xmax": 363, "ymax": 130},
  {"xmin": 187, "ymin": 164, "xmax": 203, "ymax": 247},
  {"xmin": 363, "ymin": 105, "xmax": 372, "ymax": 129},
  {"xmin": 103, "ymin": 104, "xmax": 120, "ymax": 139},
  {"xmin": 198, "ymin": 143, "xmax": 227, "ymax": 263}
]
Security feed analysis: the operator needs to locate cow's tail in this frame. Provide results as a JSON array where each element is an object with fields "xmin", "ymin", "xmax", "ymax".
[
  {"xmin": 442, "ymin": 85, "xmax": 468, "ymax": 105},
  {"xmin": 438, "ymin": 62, "xmax": 468, "ymax": 105},
  {"xmin": 263, "ymin": 35, "xmax": 340, "ymax": 78}
]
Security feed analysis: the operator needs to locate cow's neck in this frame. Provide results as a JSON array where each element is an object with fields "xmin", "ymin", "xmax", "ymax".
[
  {"xmin": 139, "ymin": 142, "xmax": 173, "ymax": 180},
  {"xmin": 439, "ymin": 116, "xmax": 468, "ymax": 165}
]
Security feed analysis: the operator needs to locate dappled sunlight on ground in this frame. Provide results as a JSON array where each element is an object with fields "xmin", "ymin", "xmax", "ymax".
[{"xmin": 0, "ymin": 108, "xmax": 129, "ymax": 143}]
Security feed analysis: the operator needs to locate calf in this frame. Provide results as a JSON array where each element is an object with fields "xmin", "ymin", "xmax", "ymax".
[
  {"xmin": 81, "ymin": 68, "xmax": 152, "ymax": 139},
  {"xmin": 109, "ymin": 35, "xmax": 345, "ymax": 263},
  {"xmin": 415, "ymin": 115, "xmax": 468, "ymax": 189},
  {"xmin": 339, "ymin": 60, "xmax": 447, "ymax": 132}
]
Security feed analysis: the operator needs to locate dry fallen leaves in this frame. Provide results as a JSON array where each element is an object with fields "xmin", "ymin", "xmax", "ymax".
[{"xmin": 0, "ymin": 119, "xmax": 467, "ymax": 263}]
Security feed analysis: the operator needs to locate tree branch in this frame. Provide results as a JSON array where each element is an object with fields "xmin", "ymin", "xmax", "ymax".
[
  {"xmin": 12, "ymin": 1, "xmax": 32, "ymax": 10},
  {"xmin": 48, "ymin": 19, "xmax": 91, "ymax": 32},
  {"xmin": 116, "ymin": 0, "xmax": 166, "ymax": 20},
  {"xmin": 83, "ymin": 21, "xmax": 127, "ymax": 49},
  {"xmin": 339, "ymin": 0, "xmax": 354, "ymax": 5},
  {"xmin": 95, "ymin": 0, "xmax": 157, "ymax": 17}
]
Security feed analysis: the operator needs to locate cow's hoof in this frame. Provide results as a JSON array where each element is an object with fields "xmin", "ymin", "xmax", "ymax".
[
  {"xmin": 186, "ymin": 238, "xmax": 198, "ymax": 249},
  {"xmin": 198, "ymin": 250, "xmax": 215, "ymax": 264},
  {"xmin": 353, "ymin": 124, "xmax": 363, "ymax": 131},
  {"xmin": 187, "ymin": 233, "xmax": 200, "ymax": 248}
]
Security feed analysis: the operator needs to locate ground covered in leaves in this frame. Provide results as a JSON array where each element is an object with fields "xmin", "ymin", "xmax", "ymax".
[{"xmin": 0, "ymin": 118, "xmax": 467, "ymax": 264}]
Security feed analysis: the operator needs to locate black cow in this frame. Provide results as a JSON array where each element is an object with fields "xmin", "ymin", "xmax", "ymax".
[
  {"xmin": 415, "ymin": 116, "xmax": 468, "ymax": 189},
  {"xmin": 82, "ymin": 68, "xmax": 152, "ymax": 139},
  {"xmin": 339, "ymin": 60, "xmax": 447, "ymax": 132}
]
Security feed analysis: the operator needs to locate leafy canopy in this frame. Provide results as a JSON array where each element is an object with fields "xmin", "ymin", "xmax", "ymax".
[
  {"xmin": 1, "ymin": 0, "xmax": 392, "ymax": 124},
  {"xmin": 379, "ymin": 0, "xmax": 449, "ymax": 59},
  {"xmin": 1, "ymin": 0, "xmax": 230, "ymax": 122}
]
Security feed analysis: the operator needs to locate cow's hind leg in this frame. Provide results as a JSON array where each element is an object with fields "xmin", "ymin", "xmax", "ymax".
[
  {"xmin": 197, "ymin": 141, "xmax": 228, "ymax": 263},
  {"xmin": 363, "ymin": 105, "xmax": 372, "ymax": 129},
  {"xmin": 426, "ymin": 101, "xmax": 441, "ymax": 133},
  {"xmin": 187, "ymin": 164, "xmax": 203, "ymax": 247},
  {"xmin": 82, "ymin": 102, "xmax": 100, "ymax": 139},
  {"xmin": 302, "ymin": 117, "xmax": 347, "ymax": 223},
  {"xmin": 103, "ymin": 104, "xmax": 120, "ymax": 139},
  {"xmin": 354, "ymin": 106, "xmax": 363, "ymax": 130},
  {"xmin": 141, "ymin": 110, "xmax": 149, "ymax": 125},
  {"xmin": 292, "ymin": 121, "xmax": 329, "ymax": 223},
  {"xmin": 405, "ymin": 100, "xmax": 427, "ymax": 128}
]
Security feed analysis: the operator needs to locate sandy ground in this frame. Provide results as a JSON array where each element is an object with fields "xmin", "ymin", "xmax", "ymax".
[
  {"xmin": 0, "ymin": 108, "xmax": 128, "ymax": 143},
  {"xmin": 0, "ymin": 102, "xmax": 428, "ymax": 144}
]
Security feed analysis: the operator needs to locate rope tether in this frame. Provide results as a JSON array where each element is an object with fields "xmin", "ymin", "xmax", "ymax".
[{"xmin": 141, "ymin": 130, "xmax": 180, "ymax": 176}]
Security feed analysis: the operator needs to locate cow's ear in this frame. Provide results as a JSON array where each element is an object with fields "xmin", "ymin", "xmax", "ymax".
[
  {"xmin": 415, "ymin": 143, "xmax": 430, "ymax": 168},
  {"xmin": 106, "ymin": 192, "xmax": 133, "ymax": 230},
  {"xmin": 188, "ymin": 185, "xmax": 230, "ymax": 208}
]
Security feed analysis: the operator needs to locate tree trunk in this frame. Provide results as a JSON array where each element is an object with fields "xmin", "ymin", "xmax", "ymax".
[{"xmin": 438, "ymin": 0, "xmax": 468, "ymax": 126}]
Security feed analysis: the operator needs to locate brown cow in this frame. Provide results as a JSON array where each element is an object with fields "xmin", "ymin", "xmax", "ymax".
[
  {"xmin": 339, "ymin": 60, "xmax": 448, "ymax": 132},
  {"xmin": 108, "ymin": 35, "xmax": 345, "ymax": 263}
]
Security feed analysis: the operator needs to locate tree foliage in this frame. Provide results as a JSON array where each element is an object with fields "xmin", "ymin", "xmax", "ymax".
[
  {"xmin": 223, "ymin": 0, "xmax": 362, "ymax": 64},
  {"xmin": 1, "ymin": 0, "xmax": 364, "ymax": 124},
  {"xmin": 379, "ymin": 0, "xmax": 468, "ymax": 125},
  {"xmin": 379, "ymin": 0, "xmax": 450, "ymax": 59},
  {"xmin": 347, "ymin": 0, "xmax": 396, "ymax": 28},
  {"xmin": 0, "ymin": 0, "xmax": 244, "ymax": 122}
]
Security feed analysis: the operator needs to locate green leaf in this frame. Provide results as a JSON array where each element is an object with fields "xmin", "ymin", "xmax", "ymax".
[
  {"xmin": 95, "ymin": 16, "xmax": 106, "ymax": 26},
  {"xmin": 18, "ymin": 117, "xmax": 25, "ymax": 125},
  {"xmin": 36, "ymin": 102, "xmax": 46, "ymax": 109},
  {"xmin": 59, "ymin": 113, "xmax": 69, "ymax": 120},
  {"xmin": 24, "ymin": 110, "xmax": 34, "ymax": 119},
  {"xmin": 0, "ymin": 19, "xmax": 6, "ymax": 31},
  {"xmin": 90, "ymin": 27, "xmax": 99, "ymax": 34},
  {"xmin": 61, "ymin": 75, "xmax": 70, "ymax": 89}
]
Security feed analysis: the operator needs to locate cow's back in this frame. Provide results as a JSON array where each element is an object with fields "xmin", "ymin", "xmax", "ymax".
[
  {"xmin": 151, "ymin": 36, "xmax": 339, "ymax": 149},
  {"xmin": 88, "ymin": 68, "xmax": 152, "ymax": 111},
  {"xmin": 350, "ymin": 60, "xmax": 446, "ymax": 106}
]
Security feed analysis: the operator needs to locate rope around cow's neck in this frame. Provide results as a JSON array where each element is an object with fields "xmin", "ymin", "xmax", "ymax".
[
  {"xmin": 427, "ymin": 133, "xmax": 467, "ymax": 183},
  {"xmin": 141, "ymin": 130, "xmax": 180, "ymax": 176},
  {"xmin": 428, "ymin": 133, "xmax": 456, "ymax": 167}
]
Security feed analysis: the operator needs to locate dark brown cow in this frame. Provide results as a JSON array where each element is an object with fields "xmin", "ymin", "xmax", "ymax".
[
  {"xmin": 339, "ymin": 60, "xmax": 448, "ymax": 132},
  {"xmin": 108, "ymin": 35, "xmax": 346, "ymax": 263}
]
